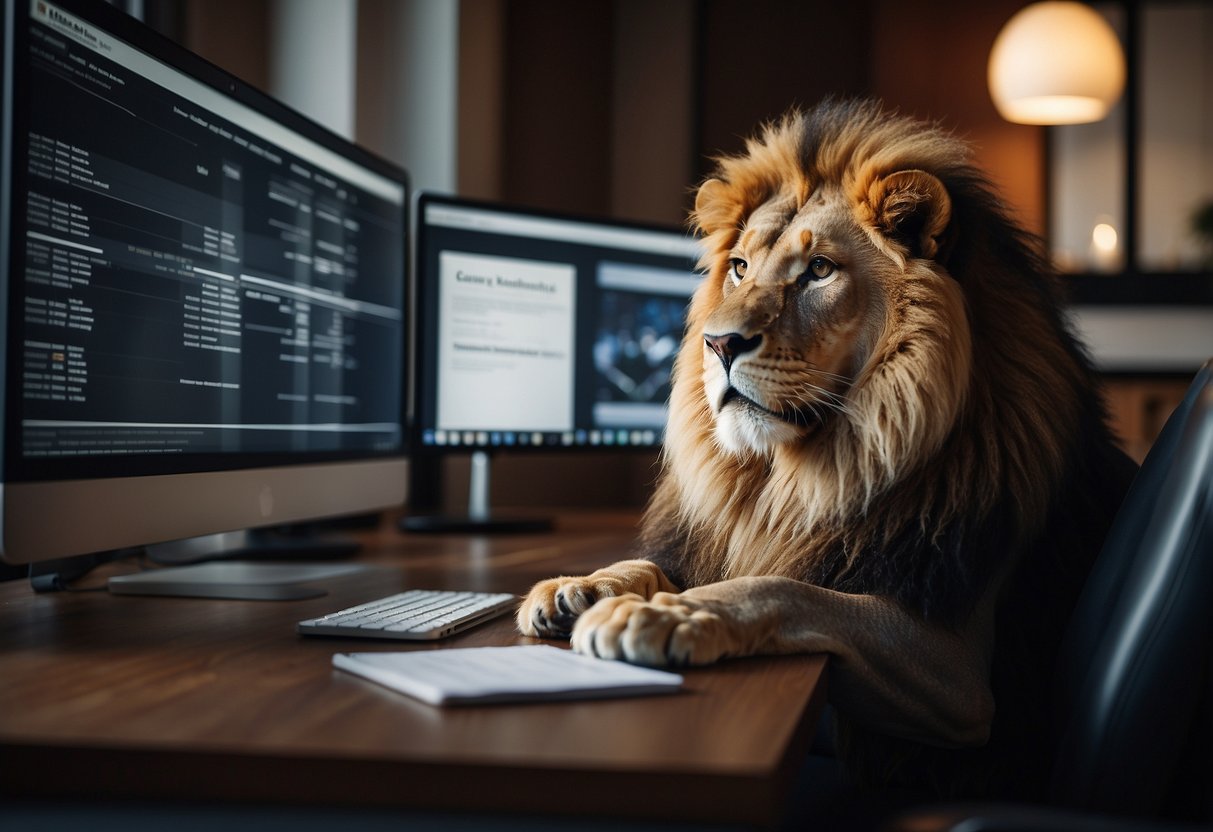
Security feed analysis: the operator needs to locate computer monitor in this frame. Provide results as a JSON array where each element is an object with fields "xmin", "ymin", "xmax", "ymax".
[
  {"xmin": 407, "ymin": 193, "xmax": 703, "ymax": 532},
  {"xmin": 0, "ymin": 0, "xmax": 409, "ymax": 592}
]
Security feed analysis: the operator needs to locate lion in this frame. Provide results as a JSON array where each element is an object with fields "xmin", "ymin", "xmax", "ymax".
[{"xmin": 517, "ymin": 99, "xmax": 1137, "ymax": 799}]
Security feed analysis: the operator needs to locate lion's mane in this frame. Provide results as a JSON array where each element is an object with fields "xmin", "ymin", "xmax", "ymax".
[{"xmin": 637, "ymin": 99, "xmax": 1135, "ymax": 796}]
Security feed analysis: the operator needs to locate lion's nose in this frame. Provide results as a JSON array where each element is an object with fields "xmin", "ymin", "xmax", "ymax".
[{"xmin": 704, "ymin": 332, "xmax": 762, "ymax": 372}]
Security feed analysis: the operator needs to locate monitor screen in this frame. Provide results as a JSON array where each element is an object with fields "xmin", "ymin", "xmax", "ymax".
[
  {"xmin": 1, "ymin": 0, "xmax": 409, "ymax": 566},
  {"xmin": 413, "ymin": 194, "xmax": 703, "ymax": 453}
]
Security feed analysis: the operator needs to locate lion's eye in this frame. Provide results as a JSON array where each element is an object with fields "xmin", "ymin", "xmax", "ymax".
[
  {"xmin": 797, "ymin": 256, "xmax": 837, "ymax": 287},
  {"xmin": 808, "ymin": 256, "xmax": 835, "ymax": 279},
  {"xmin": 728, "ymin": 258, "xmax": 748, "ymax": 285}
]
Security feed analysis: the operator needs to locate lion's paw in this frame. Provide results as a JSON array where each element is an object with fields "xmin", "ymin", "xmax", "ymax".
[
  {"xmin": 516, "ymin": 575, "xmax": 614, "ymax": 638},
  {"xmin": 569, "ymin": 592, "xmax": 735, "ymax": 667}
]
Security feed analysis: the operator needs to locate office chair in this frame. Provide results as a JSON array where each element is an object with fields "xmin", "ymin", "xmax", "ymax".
[{"xmin": 889, "ymin": 359, "xmax": 1213, "ymax": 832}]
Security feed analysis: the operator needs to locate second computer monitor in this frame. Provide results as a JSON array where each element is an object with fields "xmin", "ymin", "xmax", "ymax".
[{"xmin": 410, "ymin": 194, "xmax": 703, "ymax": 527}]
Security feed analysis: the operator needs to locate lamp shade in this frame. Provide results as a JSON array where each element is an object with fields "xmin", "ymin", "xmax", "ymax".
[{"xmin": 988, "ymin": 1, "xmax": 1125, "ymax": 125}]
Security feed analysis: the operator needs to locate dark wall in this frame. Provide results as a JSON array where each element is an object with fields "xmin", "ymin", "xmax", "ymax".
[
  {"xmin": 695, "ymin": 0, "xmax": 873, "ymax": 172},
  {"xmin": 500, "ymin": 0, "xmax": 617, "ymax": 217}
]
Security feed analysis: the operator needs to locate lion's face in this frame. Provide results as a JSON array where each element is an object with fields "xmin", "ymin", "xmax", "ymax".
[
  {"xmin": 691, "ymin": 160, "xmax": 959, "ymax": 458},
  {"xmin": 699, "ymin": 186, "xmax": 890, "ymax": 455}
]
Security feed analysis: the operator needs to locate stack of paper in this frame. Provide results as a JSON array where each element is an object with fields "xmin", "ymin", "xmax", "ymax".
[{"xmin": 333, "ymin": 644, "xmax": 683, "ymax": 706}]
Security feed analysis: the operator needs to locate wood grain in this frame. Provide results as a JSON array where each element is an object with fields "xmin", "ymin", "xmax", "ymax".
[{"xmin": 0, "ymin": 512, "xmax": 827, "ymax": 826}]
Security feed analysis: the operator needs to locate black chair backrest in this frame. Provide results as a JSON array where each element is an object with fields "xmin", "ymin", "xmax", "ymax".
[{"xmin": 1052, "ymin": 359, "xmax": 1213, "ymax": 816}]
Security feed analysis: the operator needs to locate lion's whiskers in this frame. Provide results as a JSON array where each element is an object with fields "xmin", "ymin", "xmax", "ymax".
[
  {"xmin": 804, "ymin": 367, "xmax": 852, "ymax": 384},
  {"xmin": 783, "ymin": 379, "xmax": 852, "ymax": 421}
]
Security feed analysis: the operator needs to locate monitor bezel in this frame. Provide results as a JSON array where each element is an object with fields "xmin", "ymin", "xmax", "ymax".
[
  {"xmin": 1, "ymin": 0, "xmax": 411, "ymax": 485},
  {"xmin": 410, "ymin": 190, "xmax": 704, "ymax": 457}
]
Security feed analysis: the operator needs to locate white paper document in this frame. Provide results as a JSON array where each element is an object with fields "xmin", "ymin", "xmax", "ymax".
[{"xmin": 333, "ymin": 644, "xmax": 683, "ymax": 706}]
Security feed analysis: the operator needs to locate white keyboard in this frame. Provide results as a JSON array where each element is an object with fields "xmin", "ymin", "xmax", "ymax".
[{"xmin": 297, "ymin": 589, "xmax": 517, "ymax": 641}]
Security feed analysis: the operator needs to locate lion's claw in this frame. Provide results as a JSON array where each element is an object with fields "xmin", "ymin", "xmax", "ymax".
[
  {"xmin": 556, "ymin": 586, "xmax": 596, "ymax": 616},
  {"xmin": 517, "ymin": 576, "xmax": 614, "ymax": 638}
]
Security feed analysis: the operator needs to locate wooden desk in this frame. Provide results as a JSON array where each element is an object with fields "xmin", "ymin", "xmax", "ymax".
[{"xmin": 0, "ymin": 513, "xmax": 827, "ymax": 828}]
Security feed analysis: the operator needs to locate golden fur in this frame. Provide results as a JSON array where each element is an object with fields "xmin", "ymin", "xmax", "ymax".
[{"xmin": 518, "ymin": 99, "xmax": 1134, "ymax": 798}]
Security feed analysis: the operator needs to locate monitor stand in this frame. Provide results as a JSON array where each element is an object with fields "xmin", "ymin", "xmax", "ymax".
[
  {"xmin": 145, "ymin": 527, "xmax": 360, "ymax": 566},
  {"xmin": 30, "ymin": 527, "xmax": 366, "ymax": 599},
  {"xmin": 401, "ymin": 450, "xmax": 553, "ymax": 534},
  {"xmin": 106, "ymin": 527, "xmax": 367, "ymax": 599},
  {"xmin": 106, "ymin": 560, "xmax": 367, "ymax": 600}
]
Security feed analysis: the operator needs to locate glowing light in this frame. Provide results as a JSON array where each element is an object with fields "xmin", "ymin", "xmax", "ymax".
[
  {"xmin": 989, "ymin": 2, "xmax": 1125, "ymax": 125},
  {"xmin": 1092, "ymin": 223, "xmax": 1118, "ymax": 254}
]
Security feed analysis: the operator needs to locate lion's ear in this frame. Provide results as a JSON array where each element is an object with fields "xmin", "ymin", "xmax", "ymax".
[
  {"xmin": 866, "ymin": 169, "xmax": 953, "ymax": 262},
  {"xmin": 693, "ymin": 178, "xmax": 735, "ymax": 235}
]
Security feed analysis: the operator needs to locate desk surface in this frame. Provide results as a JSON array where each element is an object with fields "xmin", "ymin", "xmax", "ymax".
[{"xmin": 0, "ymin": 512, "xmax": 827, "ymax": 827}]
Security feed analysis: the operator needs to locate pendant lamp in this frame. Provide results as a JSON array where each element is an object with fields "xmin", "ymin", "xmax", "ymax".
[{"xmin": 989, "ymin": 1, "xmax": 1125, "ymax": 125}]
